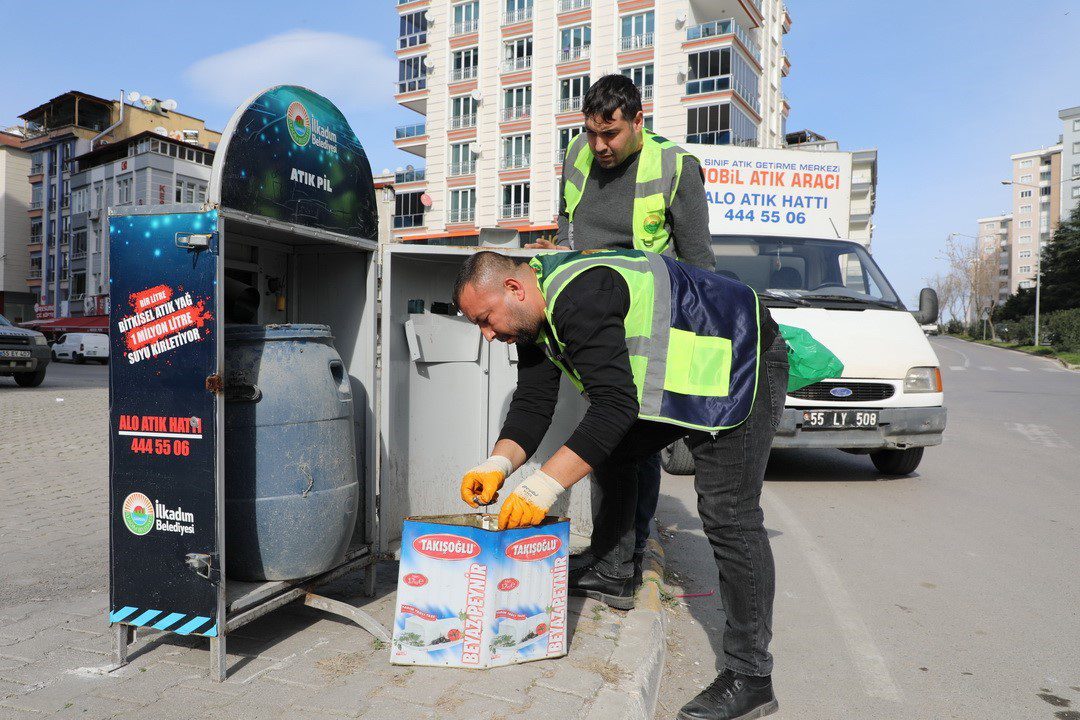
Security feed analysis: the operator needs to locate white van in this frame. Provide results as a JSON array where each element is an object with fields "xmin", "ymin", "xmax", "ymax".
[{"xmin": 51, "ymin": 332, "xmax": 109, "ymax": 364}]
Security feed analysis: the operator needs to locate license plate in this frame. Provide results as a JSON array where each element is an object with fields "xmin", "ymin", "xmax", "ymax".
[
  {"xmin": 0, "ymin": 349, "xmax": 31, "ymax": 358},
  {"xmin": 801, "ymin": 409, "xmax": 878, "ymax": 430}
]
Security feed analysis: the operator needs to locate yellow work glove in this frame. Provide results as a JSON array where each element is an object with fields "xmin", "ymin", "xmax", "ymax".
[
  {"xmin": 498, "ymin": 470, "xmax": 565, "ymax": 530},
  {"xmin": 460, "ymin": 455, "xmax": 514, "ymax": 508}
]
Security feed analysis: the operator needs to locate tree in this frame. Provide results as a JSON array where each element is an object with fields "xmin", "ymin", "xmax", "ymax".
[
  {"xmin": 993, "ymin": 287, "xmax": 1036, "ymax": 322},
  {"xmin": 1038, "ymin": 204, "xmax": 1080, "ymax": 313},
  {"xmin": 936, "ymin": 233, "xmax": 999, "ymax": 335}
]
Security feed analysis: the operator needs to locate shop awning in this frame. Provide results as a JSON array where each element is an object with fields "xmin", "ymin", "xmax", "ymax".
[{"xmin": 22, "ymin": 315, "xmax": 109, "ymax": 333}]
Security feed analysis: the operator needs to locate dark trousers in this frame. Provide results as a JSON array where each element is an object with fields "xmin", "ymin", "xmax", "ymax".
[
  {"xmin": 589, "ymin": 335, "xmax": 789, "ymax": 676},
  {"xmin": 634, "ymin": 452, "xmax": 662, "ymax": 555}
]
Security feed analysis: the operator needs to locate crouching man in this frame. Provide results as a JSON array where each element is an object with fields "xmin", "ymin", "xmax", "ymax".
[{"xmin": 454, "ymin": 249, "xmax": 788, "ymax": 720}]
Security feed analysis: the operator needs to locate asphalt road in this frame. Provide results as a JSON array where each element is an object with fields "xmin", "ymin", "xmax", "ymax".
[
  {"xmin": 0, "ymin": 356, "xmax": 108, "ymax": 390},
  {"xmin": 654, "ymin": 337, "xmax": 1080, "ymax": 720}
]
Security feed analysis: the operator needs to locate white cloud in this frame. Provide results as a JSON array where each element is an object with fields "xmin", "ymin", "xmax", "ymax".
[{"xmin": 184, "ymin": 30, "xmax": 396, "ymax": 113}]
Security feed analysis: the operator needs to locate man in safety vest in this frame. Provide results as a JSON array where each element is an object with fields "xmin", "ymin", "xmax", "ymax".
[
  {"xmin": 528, "ymin": 73, "xmax": 716, "ymax": 592},
  {"xmin": 454, "ymin": 249, "xmax": 788, "ymax": 720}
]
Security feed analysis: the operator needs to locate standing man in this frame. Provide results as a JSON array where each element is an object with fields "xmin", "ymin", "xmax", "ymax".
[
  {"xmin": 528, "ymin": 73, "xmax": 716, "ymax": 591},
  {"xmin": 455, "ymin": 249, "xmax": 788, "ymax": 720}
]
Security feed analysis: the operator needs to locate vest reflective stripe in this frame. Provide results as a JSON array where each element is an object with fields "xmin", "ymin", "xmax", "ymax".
[
  {"xmin": 561, "ymin": 130, "xmax": 693, "ymax": 257},
  {"xmin": 530, "ymin": 250, "xmax": 760, "ymax": 432}
]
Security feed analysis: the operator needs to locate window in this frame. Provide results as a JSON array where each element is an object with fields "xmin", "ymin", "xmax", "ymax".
[
  {"xmin": 94, "ymin": 183, "xmax": 103, "ymax": 208},
  {"xmin": 1019, "ymin": 280, "xmax": 1035, "ymax": 289},
  {"xmin": 502, "ymin": 85, "xmax": 532, "ymax": 120},
  {"xmin": 1018, "ymin": 265, "xmax": 1032, "ymax": 274},
  {"xmin": 621, "ymin": 64, "xmax": 654, "ymax": 98},
  {"xmin": 560, "ymin": 25, "xmax": 591, "ymax": 62},
  {"xmin": 398, "ymin": 56, "xmax": 427, "ymax": 93},
  {"xmin": 687, "ymin": 104, "xmax": 731, "ymax": 144},
  {"xmin": 501, "ymin": 183, "xmax": 530, "ymax": 217},
  {"xmin": 174, "ymin": 178, "xmax": 207, "ymax": 204},
  {"xmin": 1072, "ymin": 163, "xmax": 1080, "ymax": 177},
  {"xmin": 1074, "ymin": 142, "xmax": 1080, "ymax": 154},
  {"xmin": 449, "ymin": 142, "xmax": 474, "ymax": 176},
  {"xmin": 687, "ymin": 49, "xmax": 732, "ymax": 94},
  {"xmin": 557, "ymin": 126, "xmax": 582, "ymax": 162},
  {"xmin": 1019, "ymin": 235, "xmax": 1032, "ymax": 244},
  {"xmin": 1019, "ymin": 220, "xmax": 1031, "ymax": 229},
  {"xmin": 117, "ymin": 177, "xmax": 133, "ymax": 205},
  {"xmin": 31, "ymin": 183, "xmax": 43, "ymax": 209},
  {"xmin": 1019, "ymin": 250, "xmax": 1032, "ymax": 259},
  {"xmin": 71, "ymin": 273, "xmax": 86, "ymax": 298},
  {"xmin": 620, "ymin": 11, "xmax": 654, "ymax": 50},
  {"xmin": 452, "ymin": 48, "xmax": 479, "ymax": 82},
  {"xmin": 504, "ymin": 37, "xmax": 533, "ymax": 71},
  {"xmin": 1073, "ymin": 119, "xmax": 1080, "ymax": 131},
  {"xmin": 1020, "ymin": 189, "xmax": 1032, "ymax": 198},
  {"xmin": 449, "ymin": 188, "xmax": 476, "ymax": 223},
  {"xmin": 501, "ymin": 134, "xmax": 531, "ymax": 169},
  {"xmin": 504, "ymin": 0, "xmax": 532, "ymax": 23},
  {"xmin": 1019, "ymin": 204, "xmax": 1031, "ymax": 213},
  {"xmin": 71, "ymin": 230, "xmax": 88, "ymax": 257},
  {"xmin": 1040, "ymin": 186, "xmax": 1052, "ymax": 196},
  {"xmin": 452, "ymin": 1, "xmax": 480, "ymax": 34},
  {"xmin": 1019, "ymin": 159, "xmax": 1033, "ymax": 168},
  {"xmin": 399, "ymin": 11, "xmax": 427, "ymax": 48},
  {"xmin": 558, "ymin": 75, "xmax": 590, "ymax": 112},
  {"xmin": 1020, "ymin": 174, "xmax": 1032, "ymax": 183},
  {"xmin": 30, "ymin": 151, "xmax": 43, "ymax": 174},
  {"xmin": 450, "ymin": 95, "xmax": 479, "ymax": 128},
  {"xmin": 30, "ymin": 219, "xmax": 42, "ymax": 241},
  {"xmin": 1073, "ymin": 186, "xmax": 1080, "ymax": 199},
  {"xmin": 394, "ymin": 191, "xmax": 425, "ymax": 228}
]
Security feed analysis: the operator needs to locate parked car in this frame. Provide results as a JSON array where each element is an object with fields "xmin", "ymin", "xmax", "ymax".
[
  {"xmin": 921, "ymin": 323, "xmax": 940, "ymax": 336},
  {"xmin": 51, "ymin": 332, "xmax": 109, "ymax": 364},
  {"xmin": 0, "ymin": 313, "xmax": 50, "ymax": 387}
]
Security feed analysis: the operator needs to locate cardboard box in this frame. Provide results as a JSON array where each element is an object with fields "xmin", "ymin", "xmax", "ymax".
[{"xmin": 391, "ymin": 514, "xmax": 570, "ymax": 668}]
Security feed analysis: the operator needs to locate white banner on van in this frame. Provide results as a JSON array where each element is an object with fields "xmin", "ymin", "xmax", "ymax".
[{"xmin": 688, "ymin": 144, "xmax": 853, "ymax": 240}]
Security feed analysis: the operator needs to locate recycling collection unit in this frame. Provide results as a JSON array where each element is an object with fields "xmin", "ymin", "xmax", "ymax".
[{"xmin": 108, "ymin": 85, "xmax": 384, "ymax": 680}]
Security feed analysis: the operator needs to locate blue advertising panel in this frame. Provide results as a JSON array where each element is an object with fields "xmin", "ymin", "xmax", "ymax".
[
  {"xmin": 211, "ymin": 85, "xmax": 378, "ymax": 238},
  {"xmin": 108, "ymin": 209, "xmax": 220, "ymax": 637}
]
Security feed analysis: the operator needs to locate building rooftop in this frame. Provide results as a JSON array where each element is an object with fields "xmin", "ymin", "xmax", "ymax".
[
  {"xmin": 1010, "ymin": 144, "xmax": 1063, "ymax": 161},
  {"xmin": 70, "ymin": 129, "xmax": 215, "ymax": 173},
  {"xmin": 0, "ymin": 131, "xmax": 24, "ymax": 149}
]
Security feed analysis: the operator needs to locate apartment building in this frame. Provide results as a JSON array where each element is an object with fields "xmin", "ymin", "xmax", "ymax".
[
  {"xmin": 62, "ymin": 132, "xmax": 215, "ymax": 317},
  {"xmin": 1060, "ymin": 105, "xmax": 1080, "ymax": 221},
  {"xmin": 1007, "ymin": 145, "xmax": 1060, "ymax": 294},
  {"xmin": 392, "ymin": 0, "xmax": 791, "ymax": 243},
  {"xmin": 784, "ymin": 129, "xmax": 878, "ymax": 248},
  {"xmin": 17, "ymin": 91, "xmax": 220, "ymax": 319},
  {"xmin": 0, "ymin": 132, "xmax": 34, "ymax": 322},
  {"xmin": 977, "ymin": 214, "xmax": 1012, "ymax": 303}
]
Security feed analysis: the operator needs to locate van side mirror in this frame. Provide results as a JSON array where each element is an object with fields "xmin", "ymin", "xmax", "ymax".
[{"xmin": 913, "ymin": 287, "xmax": 938, "ymax": 325}]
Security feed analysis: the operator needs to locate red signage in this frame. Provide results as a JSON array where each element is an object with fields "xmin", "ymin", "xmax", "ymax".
[
  {"xmin": 412, "ymin": 534, "xmax": 481, "ymax": 561},
  {"xmin": 402, "ymin": 573, "xmax": 428, "ymax": 587},
  {"xmin": 497, "ymin": 578, "xmax": 520, "ymax": 592},
  {"xmin": 505, "ymin": 535, "xmax": 562, "ymax": 562}
]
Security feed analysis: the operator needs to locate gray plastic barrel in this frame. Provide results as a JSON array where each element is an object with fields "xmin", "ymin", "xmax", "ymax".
[{"xmin": 224, "ymin": 324, "xmax": 359, "ymax": 581}]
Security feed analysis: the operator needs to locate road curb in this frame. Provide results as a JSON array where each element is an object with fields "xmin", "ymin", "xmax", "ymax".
[
  {"xmin": 949, "ymin": 335, "xmax": 1079, "ymax": 371},
  {"xmin": 583, "ymin": 537, "xmax": 667, "ymax": 720}
]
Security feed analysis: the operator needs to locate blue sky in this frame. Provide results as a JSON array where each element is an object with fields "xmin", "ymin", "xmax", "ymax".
[{"xmin": 0, "ymin": 0, "xmax": 1077, "ymax": 305}]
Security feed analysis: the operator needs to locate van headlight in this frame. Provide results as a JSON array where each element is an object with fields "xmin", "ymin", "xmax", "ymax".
[
  {"xmin": 904, "ymin": 366, "xmax": 942, "ymax": 393},
  {"xmin": 32, "ymin": 335, "xmax": 47, "ymax": 346}
]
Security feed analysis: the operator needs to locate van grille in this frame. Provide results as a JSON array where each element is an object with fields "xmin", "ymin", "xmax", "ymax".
[{"xmin": 790, "ymin": 381, "xmax": 895, "ymax": 402}]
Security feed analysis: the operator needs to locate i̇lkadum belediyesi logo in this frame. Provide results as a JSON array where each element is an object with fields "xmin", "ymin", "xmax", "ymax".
[
  {"xmin": 122, "ymin": 492, "xmax": 195, "ymax": 536},
  {"xmin": 287, "ymin": 100, "xmax": 311, "ymax": 147}
]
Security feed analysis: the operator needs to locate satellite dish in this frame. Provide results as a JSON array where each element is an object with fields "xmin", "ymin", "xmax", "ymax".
[
  {"xmin": 382, "ymin": 168, "xmax": 391, "ymax": 175},
  {"xmin": 675, "ymin": 11, "xmax": 688, "ymax": 24},
  {"xmin": 469, "ymin": 142, "xmax": 481, "ymax": 155},
  {"xmin": 470, "ymin": 89, "xmax": 483, "ymax": 102},
  {"xmin": 405, "ymin": 164, "xmax": 415, "ymax": 172},
  {"xmin": 420, "ymin": 193, "xmax": 433, "ymax": 207},
  {"xmin": 423, "ymin": 10, "xmax": 432, "ymax": 23},
  {"xmin": 153, "ymin": 126, "xmax": 168, "ymax": 136},
  {"xmin": 161, "ymin": 99, "xmax": 178, "ymax": 111},
  {"xmin": 127, "ymin": 91, "xmax": 142, "ymax": 104},
  {"xmin": 396, "ymin": 166, "xmax": 405, "ymax": 173}
]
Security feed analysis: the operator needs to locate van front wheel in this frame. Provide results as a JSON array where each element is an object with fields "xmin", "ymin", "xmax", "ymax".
[{"xmin": 870, "ymin": 447, "xmax": 924, "ymax": 476}]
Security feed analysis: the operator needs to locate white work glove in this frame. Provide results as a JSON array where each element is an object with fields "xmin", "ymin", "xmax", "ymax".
[
  {"xmin": 460, "ymin": 455, "xmax": 515, "ymax": 507},
  {"xmin": 499, "ymin": 470, "xmax": 565, "ymax": 530}
]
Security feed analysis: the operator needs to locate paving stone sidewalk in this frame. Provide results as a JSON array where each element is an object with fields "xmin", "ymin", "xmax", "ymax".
[{"xmin": 0, "ymin": 384, "xmax": 666, "ymax": 720}]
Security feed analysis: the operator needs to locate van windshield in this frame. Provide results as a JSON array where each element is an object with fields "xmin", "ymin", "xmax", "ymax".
[
  {"xmin": 711, "ymin": 235, "xmax": 904, "ymax": 310},
  {"xmin": 0, "ymin": 314, "xmax": 10, "ymax": 326}
]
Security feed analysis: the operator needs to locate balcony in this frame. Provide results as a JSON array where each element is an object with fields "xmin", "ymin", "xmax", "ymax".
[
  {"xmin": 69, "ymin": 293, "xmax": 85, "ymax": 302},
  {"xmin": 501, "ymin": 106, "xmax": 532, "ymax": 122},
  {"xmin": 500, "ymin": 202, "xmax": 530, "ymax": 219},
  {"xmin": 30, "ymin": 164, "xmax": 43, "ymax": 175},
  {"xmin": 449, "ymin": 113, "xmax": 477, "ymax": 130},
  {"xmin": 557, "ymin": 96, "xmax": 584, "ymax": 113},
  {"xmin": 449, "ymin": 161, "xmax": 476, "ymax": 177},
  {"xmin": 687, "ymin": 130, "xmax": 732, "ymax": 145},
  {"xmin": 501, "ymin": 154, "xmax": 531, "ymax": 170},
  {"xmin": 503, "ymin": 6, "xmax": 532, "ymax": 24},
  {"xmin": 451, "ymin": 18, "xmax": 479, "ymax": 36},
  {"xmin": 558, "ymin": 0, "xmax": 589, "ymax": 12},
  {"xmin": 503, "ymin": 56, "xmax": 533, "ymax": 73},
  {"xmin": 686, "ymin": 18, "xmax": 761, "ymax": 63},
  {"xmin": 30, "ymin": 199, "xmax": 43, "ymax": 210},
  {"xmin": 555, "ymin": 148, "xmax": 567, "ymax": 164},
  {"xmin": 28, "ymin": 269, "xmax": 42, "ymax": 279},
  {"xmin": 685, "ymin": 74, "xmax": 760, "ymax": 113},
  {"xmin": 29, "ymin": 234, "xmax": 42, "ymax": 244},
  {"xmin": 619, "ymin": 33, "xmax": 653, "ymax": 52},
  {"xmin": 395, "ymin": 169, "xmax": 426, "ymax": 184},
  {"xmin": 448, "ymin": 208, "xmax": 476, "ymax": 224},
  {"xmin": 71, "ymin": 250, "xmax": 87, "ymax": 260},
  {"xmin": 450, "ymin": 66, "xmax": 479, "ymax": 82},
  {"xmin": 395, "ymin": 123, "xmax": 427, "ymax": 140},
  {"xmin": 396, "ymin": 78, "xmax": 427, "ymax": 94},
  {"xmin": 558, "ymin": 45, "xmax": 590, "ymax": 64},
  {"xmin": 640, "ymin": 85, "xmax": 654, "ymax": 101},
  {"xmin": 393, "ymin": 213, "xmax": 425, "ymax": 229},
  {"xmin": 399, "ymin": 32, "xmax": 427, "ymax": 50}
]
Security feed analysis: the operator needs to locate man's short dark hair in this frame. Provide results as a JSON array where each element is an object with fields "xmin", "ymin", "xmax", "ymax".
[
  {"xmin": 582, "ymin": 74, "xmax": 642, "ymax": 124},
  {"xmin": 453, "ymin": 251, "xmax": 522, "ymax": 306}
]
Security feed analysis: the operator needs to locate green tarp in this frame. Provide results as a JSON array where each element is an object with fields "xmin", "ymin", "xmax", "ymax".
[{"xmin": 778, "ymin": 324, "xmax": 845, "ymax": 392}]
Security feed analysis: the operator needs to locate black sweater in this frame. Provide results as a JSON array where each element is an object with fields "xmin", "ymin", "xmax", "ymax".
[{"xmin": 497, "ymin": 267, "xmax": 779, "ymax": 469}]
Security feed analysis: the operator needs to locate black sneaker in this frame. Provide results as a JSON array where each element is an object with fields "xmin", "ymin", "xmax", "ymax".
[
  {"xmin": 568, "ymin": 565, "xmax": 636, "ymax": 610},
  {"xmin": 677, "ymin": 669, "xmax": 778, "ymax": 720}
]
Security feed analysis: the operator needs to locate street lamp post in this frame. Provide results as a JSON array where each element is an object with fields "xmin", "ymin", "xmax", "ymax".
[{"xmin": 999, "ymin": 176, "xmax": 1080, "ymax": 346}]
